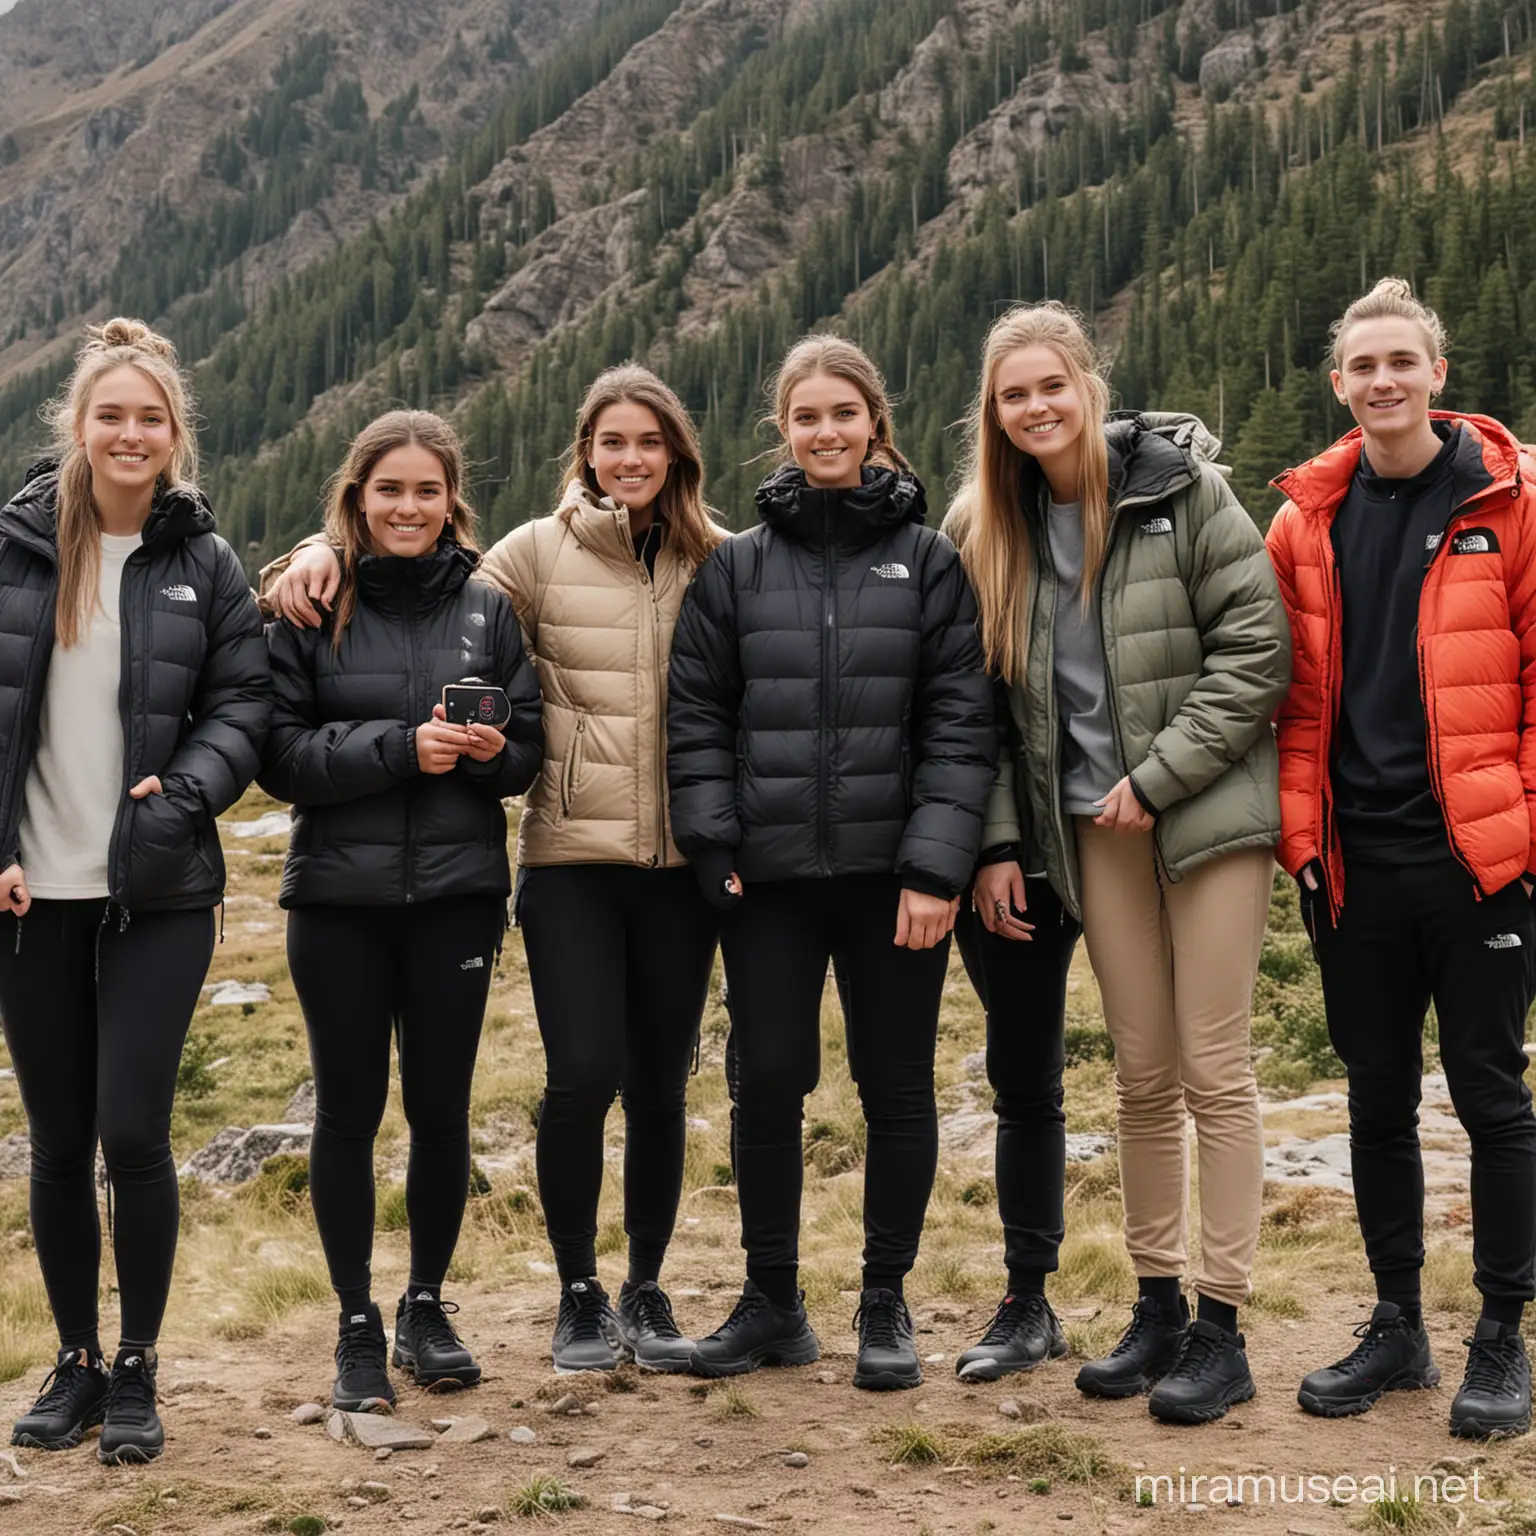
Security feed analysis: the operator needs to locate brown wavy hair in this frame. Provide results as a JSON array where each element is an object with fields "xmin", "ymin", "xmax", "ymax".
[
  {"xmin": 323, "ymin": 410, "xmax": 478, "ymax": 645},
  {"xmin": 42, "ymin": 318, "xmax": 197, "ymax": 648},
  {"xmin": 769, "ymin": 335, "xmax": 913, "ymax": 473}
]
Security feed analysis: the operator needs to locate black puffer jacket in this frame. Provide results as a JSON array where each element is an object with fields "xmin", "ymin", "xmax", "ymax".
[
  {"xmin": 667, "ymin": 465, "xmax": 995, "ymax": 897},
  {"xmin": 260, "ymin": 540, "xmax": 543, "ymax": 908},
  {"xmin": 0, "ymin": 464, "xmax": 270, "ymax": 912}
]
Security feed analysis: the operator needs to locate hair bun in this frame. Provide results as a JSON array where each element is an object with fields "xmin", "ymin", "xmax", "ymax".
[{"xmin": 84, "ymin": 317, "xmax": 179, "ymax": 363}]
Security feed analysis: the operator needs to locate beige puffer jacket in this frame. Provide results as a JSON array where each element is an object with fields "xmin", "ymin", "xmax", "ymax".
[{"xmin": 484, "ymin": 483, "xmax": 701, "ymax": 869}]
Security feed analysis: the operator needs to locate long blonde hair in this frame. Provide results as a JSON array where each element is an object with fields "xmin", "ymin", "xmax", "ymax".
[
  {"xmin": 1331, "ymin": 276, "xmax": 1449, "ymax": 366},
  {"xmin": 41, "ymin": 318, "xmax": 197, "ymax": 649},
  {"xmin": 948, "ymin": 303, "xmax": 1111, "ymax": 684},
  {"xmin": 562, "ymin": 365, "xmax": 723, "ymax": 570},
  {"xmin": 769, "ymin": 335, "xmax": 913, "ymax": 473},
  {"xmin": 322, "ymin": 410, "xmax": 479, "ymax": 645}
]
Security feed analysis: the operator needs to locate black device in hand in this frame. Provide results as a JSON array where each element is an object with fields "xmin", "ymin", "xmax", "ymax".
[{"xmin": 442, "ymin": 677, "xmax": 512, "ymax": 729}]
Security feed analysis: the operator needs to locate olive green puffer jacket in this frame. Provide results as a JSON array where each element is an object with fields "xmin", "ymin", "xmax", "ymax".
[{"xmin": 946, "ymin": 412, "xmax": 1291, "ymax": 918}]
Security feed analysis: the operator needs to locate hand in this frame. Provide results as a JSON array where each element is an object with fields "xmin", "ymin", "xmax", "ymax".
[
  {"xmin": 463, "ymin": 721, "xmax": 507, "ymax": 763},
  {"xmin": 1524, "ymin": 879, "xmax": 1532, "ymax": 900},
  {"xmin": 274, "ymin": 545, "xmax": 342, "ymax": 629},
  {"xmin": 895, "ymin": 887, "xmax": 956, "ymax": 950},
  {"xmin": 0, "ymin": 864, "xmax": 29, "ymax": 917},
  {"xmin": 417, "ymin": 705, "xmax": 471, "ymax": 774},
  {"xmin": 129, "ymin": 776, "xmax": 163, "ymax": 799},
  {"xmin": 1301, "ymin": 865, "xmax": 1319, "ymax": 891},
  {"xmin": 974, "ymin": 860, "xmax": 1034, "ymax": 941},
  {"xmin": 1094, "ymin": 776, "xmax": 1154, "ymax": 834}
]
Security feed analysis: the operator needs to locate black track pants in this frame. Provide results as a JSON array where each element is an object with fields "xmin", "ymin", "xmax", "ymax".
[{"xmin": 0, "ymin": 900, "xmax": 215, "ymax": 1349}]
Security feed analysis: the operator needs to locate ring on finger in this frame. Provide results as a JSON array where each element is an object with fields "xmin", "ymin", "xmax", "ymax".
[{"xmin": 993, "ymin": 899, "xmax": 1008, "ymax": 922}]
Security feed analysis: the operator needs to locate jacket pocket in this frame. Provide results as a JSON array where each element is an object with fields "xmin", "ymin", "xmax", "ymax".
[{"xmin": 560, "ymin": 712, "xmax": 589, "ymax": 819}]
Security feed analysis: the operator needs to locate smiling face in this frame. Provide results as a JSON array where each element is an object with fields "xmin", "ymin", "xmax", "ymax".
[
  {"xmin": 992, "ymin": 344, "xmax": 1088, "ymax": 482},
  {"xmin": 783, "ymin": 372, "xmax": 874, "ymax": 490},
  {"xmin": 360, "ymin": 442, "xmax": 451, "ymax": 557},
  {"xmin": 1332, "ymin": 317, "xmax": 1447, "ymax": 442},
  {"xmin": 587, "ymin": 400, "xmax": 671, "ymax": 513},
  {"xmin": 76, "ymin": 365, "xmax": 176, "ymax": 501}
]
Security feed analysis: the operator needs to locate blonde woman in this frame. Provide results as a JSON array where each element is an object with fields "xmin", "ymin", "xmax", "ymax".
[
  {"xmin": 0, "ymin": 320, "xmax": 270, "ymax": 1462},
  {"xmin": 947, "ymin": 303, "xmax": 1290, "ymax": 1424},
  {"xmin": 262, "ymin": 367, "xmax": 726, "ymax": 1376}
]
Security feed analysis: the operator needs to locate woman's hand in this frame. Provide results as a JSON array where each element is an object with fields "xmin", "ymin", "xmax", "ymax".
[
  {"xmin": 417, "ymin": 705, "xmax": 470, "ymax": 774},
  {"xmin": 273, "ymin": 545, "xmax": 342, "ymax": 629},
  {"xmin": 974, "ymin": 860, "xmax": 1034, "ymax": 941},
  {"xmin": 129, "ymin": 776, "xmax": 163, "ymax": 799},
  {"xmin": 463, "ymin": 722, "xmax": 507, "ymax": 763},
  {"xmin": 895, "ymin": 888, "xmax": 956, "ymax": 950},
  {"xmin": 1094, "ymin": 776, "xmax": 1154, "ymax": 834},
  {"xmin": 0, "ymin": 864, "xmax": 29, "ymax": 917}
]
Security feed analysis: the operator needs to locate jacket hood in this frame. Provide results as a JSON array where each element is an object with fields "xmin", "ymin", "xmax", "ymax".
[
  {"xmin": 1104, "ymin": 411, "xmax": 1227, "ymax": 507},
  {"xmin": 1272, "ymin": 410, "xmax": 1523, "ymax": 520},
  {"xmin": 0, "ymin": 460, "xmax": 216, "ymax": 560},
  {"xmin": 755, "ymin": 463, "xmax": 927, "ymax": 544},
  {"xmin": 355, "ymin": 535, "xmax": 478, "ymax": 615}
]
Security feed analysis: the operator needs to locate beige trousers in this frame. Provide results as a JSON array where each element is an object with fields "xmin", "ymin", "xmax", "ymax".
[{"xmin": 1075, "ymin": 822, "xmax": 1271, "ymax": 1307}]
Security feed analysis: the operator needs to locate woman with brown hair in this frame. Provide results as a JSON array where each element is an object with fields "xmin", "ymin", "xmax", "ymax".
[
  {"xmin": 0, "ymin": 319, "xmax": 269, "ymax": 1463},
  {"xmin": 260, "ymin": 410, "xmax": 542, "ymax": 1410},
  {"xmin": 261, "ymin": 368, "xmax": 726, "ymax": 1376}
]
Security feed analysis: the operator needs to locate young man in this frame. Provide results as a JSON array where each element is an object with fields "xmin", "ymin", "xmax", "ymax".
[{"xmin": 1267, "ymin": 278, "xmax": 1536, "ymax": 1440}]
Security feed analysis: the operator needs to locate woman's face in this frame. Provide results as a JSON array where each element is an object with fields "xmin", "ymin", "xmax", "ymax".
[
  {"xmin": 992, "ymin": 344, "xmax": 1088, "ymax": 478},
  {"xmin": 588, "ymin": 400, "xmax": 671, "ymax": 514},
  {"xmin": 361, "ymin": 443, "xmax": 451, "ymax": 557},
  {"xmin": 783, "ymin": 371, "xmax": 874, "ymax": 490},
  {"xmin": 77, "ymin": 365, "xmax": 176, "ymax": 499}
]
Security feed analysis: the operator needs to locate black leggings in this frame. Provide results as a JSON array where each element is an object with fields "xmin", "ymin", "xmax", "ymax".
[
  {"xmin": 518, "ymin": 864, "xmax": 718, "ymax": 1283},
  {"xmin": 0, "ymin": 900, "xmax": 215, "ymax": 1350},
  {"xmin": 286, "ymin": 895, "xmax": 505, "ymax": 1306},
  {"xmin": 719, "ymin": 874, "xmax": 948, "ymax": 1304},
  {"xmin": 953, "ymin": 878, "xmax": 1081, "ymax": 1291}
]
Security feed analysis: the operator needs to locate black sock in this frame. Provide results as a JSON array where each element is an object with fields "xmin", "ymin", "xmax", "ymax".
[
  {"xmin": 60, "ymin": 1332, "xmax": 103, "ymax": 1360},
  {"xmin": 1007, "ymin": 1270, "xmax": 1047, "ymax": 1298},
  {"xmin": 1480, "ymin": 1296, "xmax": 1525, "ymax": 1331},
  {"xmin": 405, "ymin": 1279, "xmax": 441, "ymax": 1305},
  {"xmin": 627, "ymin": 1244, "xmax": 665, "ymax": 1288},
  {"xmin": 1139, "ymin": 1276, "xmax": 1183, "ymax": 1316},
  {"xmin": 748, "ymin": 1267, "xmax": 800, "ymax": 1312},
  {"xmin": 1196, "ymin": 1294, "xmax": 1239, "ymax": 1336},
  {"xmin": 337, "ymin": 1285, "xmax": 373, "ymax": 1318},
  {"xmin": 1376, "ymin": 1272, "xmax": 1422, "ymax": 1330},
  {"xmin": 862, "ymin": 1272, "xmax": 905, "ymax": 1300}
]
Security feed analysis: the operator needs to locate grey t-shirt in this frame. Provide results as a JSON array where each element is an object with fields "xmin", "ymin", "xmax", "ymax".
[{"xmin": 1046, "ymin": 501, "xmax": 1119, "ymax": 817}]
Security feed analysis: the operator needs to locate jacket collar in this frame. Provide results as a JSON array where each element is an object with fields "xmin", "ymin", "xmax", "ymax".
[
  {"xmin": 354, "ymin": 536, "xmax": 477, "ymax": 617},
  {"xmin": 1272, "ymin": 411, "xmax": 1518, "ymax": 523},
  {"xmin": 558, "ymin": 480, "xmax": 670, "ymax": 568},
  {"xmin": 755, "ymin": 463, "xmax": 926, "ymax": 545},
  {"xmin": 1104, "ymin": 411, "xmax": 1221, "ymax": 508}
]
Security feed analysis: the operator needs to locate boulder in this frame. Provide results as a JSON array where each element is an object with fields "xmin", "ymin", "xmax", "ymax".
[{"xmin": 180, "ymin": 1125, "xmax": 312, "ymax": 1184}]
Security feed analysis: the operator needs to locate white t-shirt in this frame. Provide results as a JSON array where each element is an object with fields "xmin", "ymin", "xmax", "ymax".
[{"xmin": 19, "ymin": 532, "xmax": 142, "ymax": 898}]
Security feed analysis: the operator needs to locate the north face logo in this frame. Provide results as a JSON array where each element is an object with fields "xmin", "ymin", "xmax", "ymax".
[
  {"xmin": 461, "ymin": 955, "xmax": 485, "ymax": 970},
  {"xmin": 1140, "ymin": 516, "xmax": 1173, "ymax": 535},
  {"xmin": 1452, "ymin": 532, "xmax": 1492, "ymax": 555},
  {"xmin": 160, "ymin": 584, "xmax": 196, "ymax": 602},
  {"xmin": 1486, "ymin": 933, "xmax": 1523, "ymax": 950},
  {"xmin": 870, "ymin": 563, "xmax": 910, "ymax": 580},
  {"xmin": 1425, "ymin": 532, "xmax": 1444, "ymax": 552}
]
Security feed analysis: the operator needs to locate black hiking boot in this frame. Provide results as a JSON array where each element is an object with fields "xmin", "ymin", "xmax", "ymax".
[
  {"xmin": 11, "ymin": 1346, "xmax": 110, "ymax": 1450},
  {"xmin": 956, "ymin": 1292, "xmax": 1069, "ymax": 1381},
  {"xmin": 1148, "ymin": 1319, "xmax": 1256, "ymax": 1425},
  {"xmin": 393, "ymin": 1291, "xmax": 482, "ymax": 1390},
  {"xmin": 1450, "ymin": 1319, "xmax": 1532, "ymax": 1440},
  {"xmin": 1075, "ymin": 1294, "xmax": 1189, "ymax": 1398},
  {"xmin": 617, "ymin": 1281, "xmax": 694, "ymax": 1373},
  {"xmin": 552, "ymin": 1279, "xmax": 626, "ymax": 1374},
  {"xmin": 97, "ymin": 1347, "xmax": 163, "ymax": 1465},
  {"xmin": 332, "ymin": 1304, "xmax": 395, "ymax": 1412},
  {"xmin": 852, "ymin": 1288, "xmax": 922, "ymax": 1391},
  {"xmin": 688, "ymin": 1280, "xmax": 821, "ymax": 1378},
  {"xmin": 1297, "ymin": 1302, "xmax": 1440, "ymax": 1418}
]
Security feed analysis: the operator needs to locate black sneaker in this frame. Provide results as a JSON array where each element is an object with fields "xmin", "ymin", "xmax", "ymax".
[
  {"xmin": 1147, "ymin": 1318, "xmax": 1255, "ymax": 1425},
  {"xmin": 393, "ymin": 1292, "xmax": 482, "ymax": 1390},
  {"xmin": 688, "ymin": 1280, "xmax": 821, "ymax": 1378},
  {"xmin": 852, "ymin": 1288, "xmax": 921, "ymax": 1391},
  {"xmin": 333, "ymin": 1304, "xmax": 395, "ymax": 1412},
  {"xmin": 552, "ymin": 1279, "xmax": 626, "ymax": 1375},
  {"xmin": 1297, "ymin": 1302, "xmax": 1440, "ymax": 1418},
  {"xmin": 97, "ymin": 1347, "xmax": 163, "ymax": 1465},
  {"xmin": 11, "ymin": 1347, "xmax": 110, "ymax": 1450},
  {"xmin": 1075, "ymin": 1294, "xmax": 1189, "ymax": 1398},
  {"xmin": 956, "ymin": 1293, "xmax": 1069, "ymax": 1381},
  {"xmin": 617, "ymin": 1281, "xmax": 694, "ymax": 1374},
  {"xmin": 1450, "ymin": 1319, "xmax": 1532, "ymax": 1440}
]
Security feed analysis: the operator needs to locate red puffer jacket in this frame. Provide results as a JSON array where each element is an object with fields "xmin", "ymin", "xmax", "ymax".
[{"xmin": 1265, "ymin": 412, "xmax": 1536, "ymax": 918}]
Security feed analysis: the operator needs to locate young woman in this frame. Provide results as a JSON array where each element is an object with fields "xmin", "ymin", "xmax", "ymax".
[
  {"xmin": 259, "ymin": 411, "xmax": 542, "ymax": 1410},
  {"xmin": 948, "ymin": 303, "xmax": 1290, "ymax": 1424},
  {"xmin": 262, "ymin": 368, "xmax": 726, "ymax": 1375},
  {"xmin": 1271, "ymin": 281, "xmax": 1536, "ymax": 1440},
  {"xmin": 667, "ymin": 336, "xmax": 996, "ymax": 1391},
  {"xmin": 0, "ymin": 319, "xmax": 270, "ymax": 1462}
]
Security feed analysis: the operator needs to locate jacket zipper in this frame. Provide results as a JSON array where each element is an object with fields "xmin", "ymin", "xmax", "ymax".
[
  {"xmin": 817, "ymin": 502, "xmax": 836, "ymax": 877},
  {"xmin": 1318, "ymin": 554, "xmax": 1342, "ymax": 918},
  {"xmin": 106, "ymin": 549, "xmax": 151, "ymax": 919},
  {"xmin": 648, "ymin": 567, "xmax": 665, "ymax": 867},
  {"xmin": 562, "ymin": 713, "xmax": 588, "ymax": 818},
  {"xmin": 1039, "ymin": 550, "xmax": 1077, "ymax": 915},
  {"xmin": 403, "ymin": 598, "xmax": 418, "ymax": 904}
]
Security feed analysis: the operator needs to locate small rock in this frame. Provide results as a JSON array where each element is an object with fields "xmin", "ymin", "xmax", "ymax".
[
  {"xmin": 359, "ymin": 1481, "xmax": 390, "ymax": 1499},
  {"xmin": 474, "ymin": 1508, "xmax": 503, "ymax": 1523},
  {"xmin": 998, "ymin": 1399, "xmax": 1022, "ymax": 1419},
  {"xmin": 507, "ymin": 1426, "xmax": 537, "ymax": 1444},
  {"xmin": 923, "ymin": 1352, "xmax": 945, "ymax": 1363},
  {"xmin": 253, "ymin": 1426, "xmax": 273, "ymax": 1439},
  {"xmin": 850, "ymin": 1483, "xmax": 877, "ymax": 1496},
  {"xmin": 111, "ymin": 1527, "xmax": 139, "ymax": 1536},
  {"xmin": 815, "ymin": 1371, "xmax": 838, "ymax": 1385},
  {"xmin": 347, "ymin": 1498, "xmax": 369, "ymax": 1510},
  {"xmin": 436, "ymin": 1417, "xmax": 497, "ymax": 1445},
  {"xmin": 292, "ymin": 1402, "xmax": 327, "ymax": 1425},
  {"xmin": 0, "ymin": 1489, "xmax": 24, "ymax": 1505},
  {"xmin": 714, "ymin": 1520, "xmax": 769, "ymax": 1532},
  {"xmin": 334, "ymin": 1413, "xmax": 435, "ymax": 1451},
  {"xmin": 785, "ymin": 1452, "xmax": 810, "ymax": 1468},
  {"xmin": 205, "ymin": 979, "xmax": 272, "ymax": 1006},
  {"xmin": 327, "ymin": 1412, "xmax": 348, "ymax": 1443},
  {"xmin": 694, "ymin": 1435, "xmax": 714, "ymax": 1447},
  {"xmin": 583, "ymin": 1401, "xmax": 601, "ymax": 1415},
  {"xmin": 568, "ymin": 1447, "xmax": 605, "ymax": 1468},
  {"xmin": 629, "ymin": 1507, "xmax": 667, "ymax": 1522},
  {"xmin": 1187, "ymin": 1504, "xmax": 1208, "ymax": 1514},
  {"xmin": 375, "ymin": 1447, "xmax": 393, "ymax": 1462},
  {"xmin": 421, "ymin": 1465, "xmax": 439, "ymax": 1479},
  {"xmin": 0, "ymin": 1451, "xmax": 26, "ymax": 1479},
  {"xmin": 1057, "ymin": 1515, "xmax": 1073, "ymax": 1522},
  {"xmin": 545, "ymin": 1392, "xmax": 581, "ymax": 1415}
]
